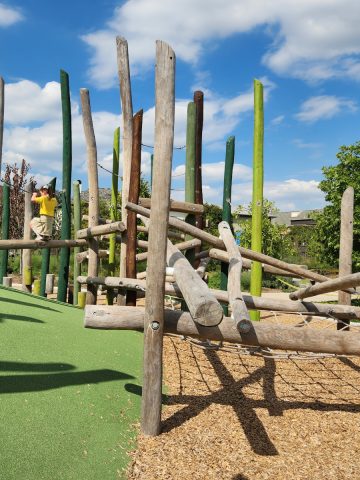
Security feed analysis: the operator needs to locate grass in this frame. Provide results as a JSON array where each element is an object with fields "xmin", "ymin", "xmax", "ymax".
[{"xmin": 0, "ymin": 285, "xmax": 143, "ymax": 480}]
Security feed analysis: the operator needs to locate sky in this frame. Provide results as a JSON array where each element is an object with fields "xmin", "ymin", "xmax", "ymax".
[{"xmin": 1, "ymin": 0, "xmax": 360, "ymax": 211}]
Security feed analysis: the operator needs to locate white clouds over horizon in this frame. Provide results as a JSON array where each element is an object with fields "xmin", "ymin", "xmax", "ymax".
[
  {"xmin": 0, "ymin": 3, "xmax": 24, "ymax": 27},
  {"xmin": 81, "ymin": 0, "xmax": 360, "ymax": 88},
  {"xmin": 295, "ymin": 95, "xmax": 357, "ymax": 123}
]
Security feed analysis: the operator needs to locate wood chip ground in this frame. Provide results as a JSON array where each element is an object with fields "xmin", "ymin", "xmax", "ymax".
[{"xmin": 127, "ymin": 313, "xmax": 360, "ymax": 480}]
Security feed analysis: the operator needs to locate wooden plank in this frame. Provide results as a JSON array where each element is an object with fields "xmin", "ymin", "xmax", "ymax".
[
  {"xmin": 219, "ymin": 221, "xmax": 250, "ymax": 333},
  {"xmin": 126, "ymin": 202, "xmax": 353, "ymax": 288},
  {"xmin": 141, "ymin": 41, "xmax": 175, "ymax": 436},
  {"xmin": 290, "ymin": 272, "xmax": 360, "ymax": 301},
  {"xmin": 84, "ymin": 305, "xmax": 360, "ymax": 357},
  {"xmin": 126, "ymin": 110, "xmax": 143, "ymax": 306},
  {"xmin": 80, "ymin": 88, "xmax": 99, "ymax": 305},
  {"xmin": 76, "ymin": 221, "xmax": 125, "ymax": 239},
  {"xmin": 338, "ymin": 186, "xmax": 354, "ymax": 330},
  {"xmin": 78, "ymin": 276, "xmax": 360, "ymax": 321},
  {"xmin": 138, "ymin": 197, "xmax": 203, "ymax": 214}
]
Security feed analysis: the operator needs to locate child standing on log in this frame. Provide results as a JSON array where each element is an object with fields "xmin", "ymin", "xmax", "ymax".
[{"xmin": 30, "ymin": 185, "xmax": 58, "ymax": 241}]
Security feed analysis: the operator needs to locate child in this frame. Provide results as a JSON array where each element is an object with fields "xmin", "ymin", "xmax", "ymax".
[{"xmin": 30, "ymin": 185, "xmax": 58, "ymax": 241}]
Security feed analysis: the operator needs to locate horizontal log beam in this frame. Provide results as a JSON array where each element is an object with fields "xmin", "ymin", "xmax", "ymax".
[
  {"xmin": 290, "ymin": 272, "xmax": 360, "ymax": 301},
  {"xmin": 76, "ymin": 249, "xmax": 109, "ymax": 263},
  {"xmin": 84, "ymin": 305, "xmax": 360, "ymax": 356},
  {"xmin": 76, "ymin": 221, "xmax": 126, "ymax": 239},
  {"xmin": 82, "ymin": 215, "xmax": 111, "ymax": 225},
  {"xmin": 138, "ymin": 197, "xmax": 204, "ymax": 214},
  {"xmin": 137, "ymin": 224, "xmax": 185, "ymax": 240},
  {"xmin": 136, "ymin": 238, "xmax": 201, "ymax": 262},
  {"xmin": 77, "ymin": 276, "xmax": 360, "ymax": 320},
  {"xmin": 0, "ymin": 239, "xmax": 87, "ymax": 250}
]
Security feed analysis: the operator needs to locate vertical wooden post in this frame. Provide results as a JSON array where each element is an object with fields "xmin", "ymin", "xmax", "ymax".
[
  {"xmin": 40, "ymin": 177, "xmax": 56, "ymax": 297},
  {"xmin": 150, "ymin": 154, "xmax": 154, "ymax": 192},
  {"xmin": 116, "ymin": 37, "xmax": 133, "ymax": 305},
  {"xmin": 73, "ymin": 180, "xmax": 81, "ymax": 305},
  {"xmin": 107, "ymin": 127, "xmax": 120, "ymax": 305},
  {"xmin": 45, "ymin": 274, "xmax": 55, "ymax": 294},
  {"xmin": 220, "ymin": 136, "xmax": 235, "ymax": 315},
  {"xmin": 338, "ymin": 186, "xmax": 354, "ymax": 330},
  {"xmin": 126, "ymin": 110, "xmax": 143, "ymax": 306},
  {"xmin": 0, "ymin": 183, "xmax": 10, "ymax": 283},
  {"xmin": 184, "ymin": 102, "xmax": 196, "ymax": 266},
  {"xmin": 22, "ymin": 181, "xmax": 34, "ymax": 292},
  {"xmin": 194, "ymin": 90, "xmax": 204, "ymax": 267},
  {"xmin": 80, "ymin": 88, "xmax": 99, "ymax": 305},
  {"xmin": 57, "ymin": 70, "xmax": 72, "ymax": 302},
  {"xmin": 141, "ymin": 41, "xmax": 175, "ymax": 436},
  {"xmin": 250, "ymin": 79, "xmax": 264, "ymax": 321},
  {"xmin": 0, "ymin": 77, "xmax": 4, "ymax": 176}
]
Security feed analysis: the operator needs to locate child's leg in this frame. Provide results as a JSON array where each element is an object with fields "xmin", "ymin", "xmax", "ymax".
[
  {"xmin": 42, "ymin": 216, "xmax": 54, "ymax": 238},
  {"xmin": 30, "ymin": 217, "xmax": 45, "ymax": 239}
]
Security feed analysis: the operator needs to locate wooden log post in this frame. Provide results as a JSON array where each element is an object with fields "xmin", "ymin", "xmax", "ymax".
[
  {"xmin": 0, "ymin": 183, "xmax": 10, "ymax": 283},
  {"xmin": 78, "ymin": 291, "xmax": 86, "ymax": 309},
  {"xmin": 73, "ymin": 180, "xmax": 81, "ymax": 305},
  {"xmin": 250, "ymin": 79, "xmax": 264, "ymax": 321},
  {"xmin": 107, "ymin": 126, "xmax": 120, "ymax": 305},
  {"xmin": 85, "ymin": 305, "xmax": 360, "ymax": 357},
  {"xmin": 221, "ymin": 136, "xmax": 235, "ymax": 315},
  {"xmin": 0, "ymin": 77, "xmax": 4, "ymax": 176},
  {"xmin": 138, "ymin": 198, "xmax": 203, "ymax": 214},
  {"xmin": 45, "ymin": 274, "xmax": 55, "ymax": 294},
  {"xmin": 126, "ymin": 203, "xmax": 350, "ymax": 287},
  {"xmin": 3, "ymin": 277, "xmax": 12, "ymax": 287},
  {"xmin": 290, "ymin": 272, "xmax": 360, "ymax": 302},
  {"xmin": 193, "ymin": 90, "xmax": 204, "ymax": 267},
  {"xmin": 22, "ymin": 181, "xmax": 34, "ymax": 292},
  {"xmin": 141, "ymin": 41, "xmax": 175, "ymax": 437},
  {"xmin": 338, "ymin": 186, "xmax": 354, "ymax": 330},
  {"xmin": 40, "ymin": 177, "xmax": 56, "ymax": 297},
  {"xmin": 184, "ymin": 101, "xmax": 196, "ymax": 269},
  {"xmin": 126, "ymin": 110, "xmax": 143, "ymax": 306},
  {"xmin": 78, "ymin": 276, "xmax": 360, "ymax": 321},
  {"xmin": 80, "ymin": 88, "xmax": 99, "ymax": 305},
  {"xmin": 76, "ymin": 221, "xmax": 125, "ymax": 239},
  {"xmin": 57, "ymin": 70, "xmax": 72, "ymax": 302},
  {"xmin": 219, "ymin": 221, "xmax": 251, "ymax": 333},
  {"xmin": 76, "ymin": 250, "xmax": 109, "ymax": 263},
  {"xmin": 116, "ymin": 36, "xmax": 133, "ymax": 305}
]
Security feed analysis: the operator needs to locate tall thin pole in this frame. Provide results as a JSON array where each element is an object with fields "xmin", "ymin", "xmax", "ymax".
[
  {"xmin": 57, "ymin": 70, "xmax": 72, "ymax": 302},
  {"xmin": 40, "ymin": 177, "xmax": 56, "ymax": 297},
  {"xmin": 0, "ymin": 183, "xmax": 10, "ymax": 283},
  {"xmin": 184, "ymin": 102, "xmax": 196, "ymax": 267},
  {"xmin": 107, "ymin": 127, "xmax": 120, "ymax": 305},
  {"xmin": 22, "ymin": 181, "xmax": 34, "ymax": 292},
  {"xmin": 193, "ymin": 90, "xmax": 204, "ymax": 267},
  {"xmin": 141, "ymin": 41, "xmax": 175, "ymax": 437},
  {"xmin": 150, "ymin": 154, "xmax": 154, "ymax": 192},
  {"xmin": 80, "ymin": 88, "xmax": 99, "ymax": 305},
  {"xmin": 338, "ymin": 186, "xmax": 354, "ymax": 330},
  {"xmin": 220, "ymin": 136, "xmax": 235, "ymax": 315},
  {"xmin": 73, "ymin": 180, "xmax": 81, "ymax": 305},
  {"xmin": 0, "ymin": 77, "xmax": 4, "ymax": 177},
  {"xmin": 250, "ymin": 79, "xmax": 264, "ymax": 321}
]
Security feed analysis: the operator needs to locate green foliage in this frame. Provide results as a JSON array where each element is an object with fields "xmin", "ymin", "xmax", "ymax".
[
  {"xmin": 234, "ymin": 199, "xmax": 295, "ymax": 260},
  {"xmin": 314, "ymin": 141, "xmax": 360, "ymax": 270},
  {"xmin": 203, "ymin": 203, "xmax": 223, "ymax": 237}
]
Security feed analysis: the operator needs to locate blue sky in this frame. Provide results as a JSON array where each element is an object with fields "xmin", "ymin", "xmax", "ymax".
[{"xmin": 1, "ymin": 0, "xmax": 360, "ymax": 211}]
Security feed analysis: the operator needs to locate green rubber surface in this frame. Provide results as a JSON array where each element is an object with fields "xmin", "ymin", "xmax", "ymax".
[{"xmin": 0, "ymin": 286, "xmax": 143, "ymax": 480}]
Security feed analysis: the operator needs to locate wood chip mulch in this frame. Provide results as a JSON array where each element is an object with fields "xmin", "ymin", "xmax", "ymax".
[{"xmin": 127, "ymin": 315, "xmax": 360, "ymax": 480}]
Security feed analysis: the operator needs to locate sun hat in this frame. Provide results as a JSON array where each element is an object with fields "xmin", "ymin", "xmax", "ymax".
[{"xmin": 40, "ymin": 184, "xmax": 50, "ymax": 190}]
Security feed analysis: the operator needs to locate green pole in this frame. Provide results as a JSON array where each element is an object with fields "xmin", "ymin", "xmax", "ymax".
[
  {"xmin": 73, "ymin": 180, "xmax": 81, "ymax": 305},
  {"xmin": 107, "ymin": 127, "xmax": 120, "ymax": 305},
  {"xmin": 250, "ymin": 79, "xmax": 264, "ymax": 321},
  {"xmin": 0, "ymin": 183, "xmax": 10, "ymax": 283},
  {"xmin": 40, "ymin": 177, "xmax": 56, "ymax": 296},
  {"xmin": 220, "ymin": 136, "xmax": 235, "ymax": 315},
  {"xmin": 57, "ymin": 69, "xmax": 72, "ymax": 302}
]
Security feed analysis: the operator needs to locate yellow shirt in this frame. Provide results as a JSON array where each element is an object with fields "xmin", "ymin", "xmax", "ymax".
[{"xmin": 34, "ymin": 195, "xmax": 58, "ymax": 217}]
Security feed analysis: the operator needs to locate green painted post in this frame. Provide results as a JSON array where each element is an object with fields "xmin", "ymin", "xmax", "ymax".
[
  {"xmin": 57, "ymin": 70, "xmax": 72, "ymax": 302},
  {"xmin": 33, "ymin": 279, "xmax": 41, "ymax": 296},
  {"xmin": 250, "ymin": 79, "xmax": 264, "ymax": 321},
  {"xmin": 220, "ymin": 136, "xmax": 235, "ymax": 315},
  {"xmin": 107, "ymin": 127, "xmax": 120, "ymax": 305},
  {"xmin": 0, "ymin": 183, "xmax": 10, "ymax": 283},
  {"xmin": 73, "ymin": 180, "xmax": 81, "ymax": 305},
  {"xmin": 40, "ymin": 177, "xmax": 56, "ymax": 296}
]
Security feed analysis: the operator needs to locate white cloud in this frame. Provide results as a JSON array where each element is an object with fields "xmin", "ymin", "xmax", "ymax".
[
  {"xmin": 270, "ymin": 115, "xmax": 284, "ymax": 126},
  {"xmin": 81, "ymin": 0, "xmax": 360, "ymax": 88},
  {"xmin": 0, "ymin": 3, "xmax": 23, "ymax": 27},
  {"xmin": 292, "ymin": 138, "xmax": 322, "ymax": 149},
  {"xmin": 295, "ymin": 95, "xmax": 357, "ymax": 123}
]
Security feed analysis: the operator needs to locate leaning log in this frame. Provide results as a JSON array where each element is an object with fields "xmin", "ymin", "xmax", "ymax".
[
  {"xmin": 84, "ymin": 305, "xmax": 360, "ymax": 357},
  {"xmin": 76, "ymin": 221, "xmax": 125, "ymax": 239},
  {"xmin": 77, "ymin": 276, "xmax": 360, "ymax": 321},
  {"xmin": 290, "ymin": 272, "xmax": 360, "ymax": 301},
  {"xmin": 138, "ymin": 197, "xmax": 204, "ymax": 214}
]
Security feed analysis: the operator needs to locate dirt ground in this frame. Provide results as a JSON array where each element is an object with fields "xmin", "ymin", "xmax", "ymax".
[{"xmin": 127, "ymin": 314, "xmax": 360, "ymax": 480}]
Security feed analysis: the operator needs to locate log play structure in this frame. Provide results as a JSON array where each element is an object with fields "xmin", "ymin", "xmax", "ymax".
[{"xmin": 0, "ymin": 38, "xmax": 360, "ymax": 438}]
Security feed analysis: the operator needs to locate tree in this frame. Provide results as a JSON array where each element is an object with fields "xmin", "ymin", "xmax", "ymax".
[
  {"xmin": 314, "ymin": 141, "xmax": 360, "ymax": 270},
  {"xmin": 203, "ymin": 203, "xmax": 223, "ymax": 237},
  {"xmin": 233, "ymin": 199, "xmax": 295, "ymax": 260}
]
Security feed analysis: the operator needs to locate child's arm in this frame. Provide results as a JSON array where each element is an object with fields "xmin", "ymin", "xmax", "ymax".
[{"xmin": 31, "ymin": 192, "xmax": 41, "ymax": 203}]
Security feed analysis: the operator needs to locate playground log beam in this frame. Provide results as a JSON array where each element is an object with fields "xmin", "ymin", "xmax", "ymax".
[
  {"xmin": 290, "ymin": 272, "xmax": 360, "ymax": 301},
  {"xmin": 84, "ymin": 305, "xmax": 360, "ymax": 357},
  {"xmin": 126, "ymin": 202, "xmax": 353, "ymax": 290},
  {"xmin": 76, "ymin": 221, "xmax": 125, "ymax": 239},
  {"xmin": 135, "ymin": 238, "xmax": 201, "ymax": 262},
  {"xmin": 209, "ymin": 248, "xmax": 302, "ymax": 278},
  {"xmin": 0, "ymin": 239, "xmax": 87, "ymax": 250},
  {"xmin": 77, "ymin": 276, "xmax": 360, "ymax": 321},
  {"xmin": 76, "ymin": 250, "xmax": 109, "ymax": 263},
  {"xmin": 138, "ymin": 197, "xmax": 204, "ymax": 214}
]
